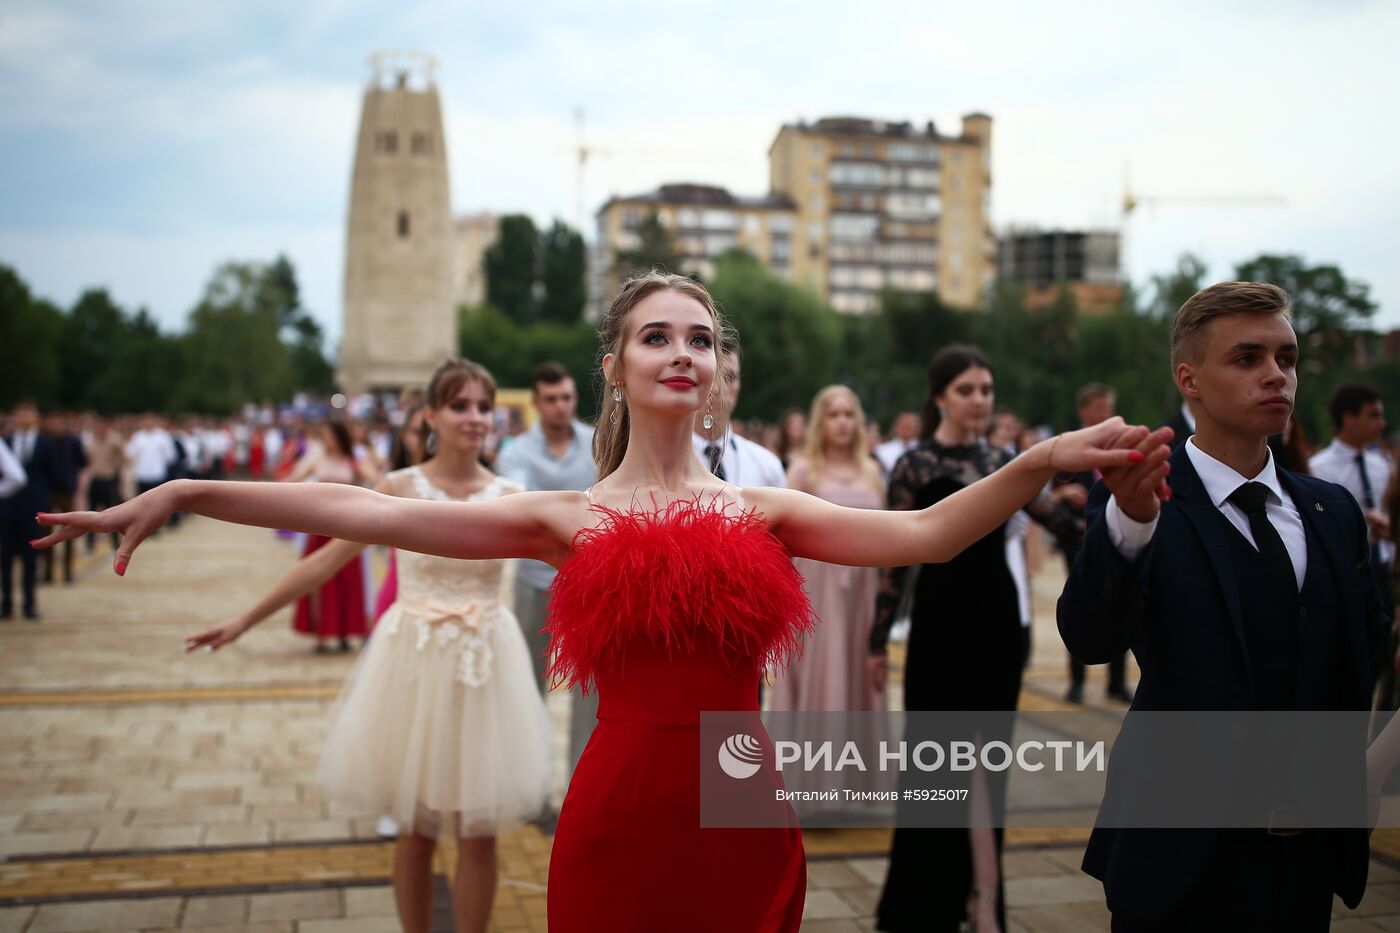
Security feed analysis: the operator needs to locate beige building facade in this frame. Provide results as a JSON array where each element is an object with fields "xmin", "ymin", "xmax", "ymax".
[
  {"xmin": 769, "ymin": 114, "xmax": 994, "ymax": 312},
  {"xmin": 595, "ymin": 183, "xmax": 796, "ymax": 303},
  {"xmin": 339, "ymin": 52, "xmax": 456, "ymax": 393},
  {"xmin": 450, "ymin": 212, "xmax": 499, "ymax": 309}
]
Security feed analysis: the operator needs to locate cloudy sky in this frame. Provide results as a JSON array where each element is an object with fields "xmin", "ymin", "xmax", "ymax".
[{"xmin": 2, "ymin": 0, "xmax": 1396, "ymax": 343}]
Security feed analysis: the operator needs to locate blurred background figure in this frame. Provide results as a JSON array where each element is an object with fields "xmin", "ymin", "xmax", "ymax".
[
  {"xmin": 776, "ymin": 407, "xmax": 808, "ymax": 471},
  {"xmin": 495, "ymin": 361, "xmax": 597, "ymax": 775},
  {"xmin": 42, "ymin": 410, "xmax": 87, "ymax": 585},
  {"xmin": 770, "ymin": 385, "xmax": 885, "ymax": 714},
  {"xmin": 284, "ymin": 420, "xmax": 372, "ymax": 652},
  {"xmin": 1057, "ymin": 383, "xmax": 1131, "ymax": 704},
  {"xmin": 875, "ymin": 411, "xmax": 921, "ymax": 476},
  {"xmin": 83, "ymin": 416, "xmax": 126, "ymax": 553},
  {"xmin": 3, "ymin": 402, "xmax": 58, "ymax": 619}
]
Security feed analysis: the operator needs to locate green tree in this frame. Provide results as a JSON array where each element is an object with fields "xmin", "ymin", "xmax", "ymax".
[
  {"xmin": 484, "ymin": 214, "xmax": 540, "ymax": 323},
  {"xmin": 61, "ymin": 288, "xmax": 128, "ymax": 410},
  {"xmin": 1146, "ymin": 253, "xmax": 1208, "ymax": 319},
  {"xmin": 177, "ymin": 262, "xmax": 293, "ymax": 412},
  {"xmin": 1235, "ymin": 253, "xmax": 1378, "ymax": 374},
  {"xmin": 612, "ymin": 212, "xmax": 683, "ymax": 280},
  {"xmin": 0, "ymin": 265, "xmax": 64, "ymax": 407},
  {"xmin": 707, "ymin": 250, "xmax": 840, "ymax": 420},
  {"xmin": 539, "ymin": 220, "xmax": 587, "ymax": 324}
]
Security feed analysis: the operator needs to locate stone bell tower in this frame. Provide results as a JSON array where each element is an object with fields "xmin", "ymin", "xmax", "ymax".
[{"xmin": 339, "ymin": 50, "xmax": 455, "ymax": 394}]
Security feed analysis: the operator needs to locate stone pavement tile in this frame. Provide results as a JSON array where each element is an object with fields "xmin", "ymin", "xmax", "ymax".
[
  {"xmin": 29, "ymin": 896, "xmax": 182, "ymax": 932},
  {"xmin": 834, "ymin": 884, "xmax": 879, "ymax": 916},
  {"xmin": 1376, "ymin": 862, "xmax": 1400, "ymax": 884},
  {"xmin": 1008, "ymin": 899, "xmax": 1112, "ymax": 933},
  {"xmin": 299, "ymin": 918, "xmax": 401, "ymax": 933},
  {"xmin": 806, "ymin": 861, "xmax": 867, "ymax": 889},
  {"xmin": 1003, "ymin": 850, "xmax": 1076, "ymax": 879},
  {"xmin": 803, "ymin": 890, "xmax": 858, "ymax": 921},
  {"xmin": 250, "ymin": 803, "xmax": 326, "ymax": 823},
  {"xmin": 272, "ymin": 819, "xmax": 352, "ymax": 842},
  {"xmin": 247, "ymin": 890, "xmax": 343, "ymax": 923},
  {"xmin": 1005, "ymin": 873, "xmax": 1105, "ymax": 906},
  {"xmin": 1338, "ymin": 884, "xmax": 1400, "ymax": 919},
  {"xmin": 202, "ymin": 821, "xmax": 272, "ymax": 845},
  {"xmin": 0, "ymin": 907, "xmax": 35, "ymax": 933},
  {"xmin": 178, "ymin": 895, "xmax": 247, "ymax": 927},
  {"xmin": 19, "ymin": 809, "xmax": 131, "ymax": 832},
  {"xmin": 129, "ymin": 806, "xmax": 248, "ymax": 826},
  {"xmin": 0, "ymin": 812, "xmax": 21, "ymax": 834},
  {"xmin": 842, "ymin": 857, "xmax": 888, "ymax": 887},
  {"xmin": 240, "ymin": 785, "xmax": 300, "ymax": 804},
  {"xmin": 1367, "ymin": 915, "xmax": 1400, "ymax": 931},
  {"xmin": 799, "ymin": 921, "xmax": 866, "ymax": 933},
  {"xmin": 112, "ymin": 787, "xmax": 240, "ymax": 808},
  {"xmin": 8, "ymin": 793, "xmax": 113, "ymax": 813},
  {"xmin": 150, "ymin": 925, "xmax": 291, "ymax": 933},
  {"xmin": 0, "ymin": 829, "xmax": 94, "ymax": 858},
  {"xmin": 91, "ymin": 824, "xmax": 205, "ymax": 851},
  {"xmin": 167, "ymin": 773, "xmax": 254, "ymax": 791},
  {"xmin": 1332, "ymin": 921, "xmax": 1391, "ymax": 933},
  {"xmin": 343, "ymin": 886, "xmax": 397, "ymax": 916},
  {"xmin": 1037, "ymin": 846, "xmax": 1090, "ymax": 875}
]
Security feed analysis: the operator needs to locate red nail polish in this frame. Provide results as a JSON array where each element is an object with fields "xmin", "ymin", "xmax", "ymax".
[
  {"xmin": 115, "ymin": 560, "xmax": 126, "ymax": 576},
  {"xmin": 1128, "ymin": 451, "xmax": 1146, "ymax": 463}
]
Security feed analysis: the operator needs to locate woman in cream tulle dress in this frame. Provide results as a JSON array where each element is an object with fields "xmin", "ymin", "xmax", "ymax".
[{"xmin": 184, "ymin": 360, "xmax": 552, "ymax": 933}]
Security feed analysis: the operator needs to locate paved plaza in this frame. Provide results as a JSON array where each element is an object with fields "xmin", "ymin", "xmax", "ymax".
[{"xmin": 3, "ymin": 518, "xmax": 1400, "ymax": 931}]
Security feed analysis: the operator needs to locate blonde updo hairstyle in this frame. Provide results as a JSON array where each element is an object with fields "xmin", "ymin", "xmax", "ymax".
[{"xmin": 593, "ymin": 271, "xmax": 735, "ymax": 480}]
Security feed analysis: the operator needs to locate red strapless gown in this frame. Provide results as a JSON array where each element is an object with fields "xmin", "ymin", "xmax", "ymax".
[{"xmin": 544, "ymin": 502, "xmax": 817, "ymax": 932}]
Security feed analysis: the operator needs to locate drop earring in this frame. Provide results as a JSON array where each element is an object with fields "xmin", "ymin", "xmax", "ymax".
[
  {"xmin": 612, "ymin": 384, "xmax": 623, "ymax": 402},
  {"xmin": 702, "ymin": 398, "xmax": 715, "ymax": 431}
]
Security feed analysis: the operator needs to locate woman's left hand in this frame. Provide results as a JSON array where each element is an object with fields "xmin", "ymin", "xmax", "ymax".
[{"xmin": 1040, "ymin": 418, "xmax": 1173, "ymax": 478}]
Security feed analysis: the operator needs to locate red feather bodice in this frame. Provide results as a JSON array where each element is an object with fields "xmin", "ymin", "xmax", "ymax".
[{"xmin": 543, "ymin": 499, "xmax": 817, "ymax": 697}]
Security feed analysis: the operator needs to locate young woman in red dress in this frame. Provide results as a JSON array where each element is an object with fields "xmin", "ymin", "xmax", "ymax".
[{"xmin": 36, "ymin": 272, "xmax": 1170, "ymax": 932}]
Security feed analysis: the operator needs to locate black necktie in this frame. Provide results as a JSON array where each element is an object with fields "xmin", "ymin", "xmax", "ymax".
[
  {"xmin": 704, "ymin": 443, "xmax": 726, "ymax": 481},
  {"xmin": 1356, "ymin": 451, "xmax": 1384, "ymax": 567},
  {"xmin": 1228, "ymin": 482, "xmax": 1297, "ymax": 595}
]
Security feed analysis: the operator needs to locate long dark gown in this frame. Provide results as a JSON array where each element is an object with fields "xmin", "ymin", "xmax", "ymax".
[{"xmin": 870, "ymin": 439, "xmax": 1081, "ymax": 932}]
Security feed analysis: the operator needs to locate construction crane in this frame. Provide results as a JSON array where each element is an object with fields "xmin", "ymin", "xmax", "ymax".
[
  {"xmin": 572, "ymin": 108, "xmax": 750, "ymax": 231},
  {"xmin": 1119, "ymin": 163, "xmax": 1286, "ymax": 281}
]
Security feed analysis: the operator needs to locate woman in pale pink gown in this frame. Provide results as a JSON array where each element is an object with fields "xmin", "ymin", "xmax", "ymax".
[{"xmin": 769, "ymin": 385, "xmax": 886, "ymax": 714}]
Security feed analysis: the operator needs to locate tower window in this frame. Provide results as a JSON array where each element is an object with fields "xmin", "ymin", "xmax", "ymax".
[
  {"xmin": 375, "ymin": 131, "xmax": 398, "ymax": 154},
  {"xmin": 411, "ymin": 132, "xmax": 432, "ymax": 155},
  {"xmin": 397, "ymin": 211, "xmax": 410, "ymax": 238}
]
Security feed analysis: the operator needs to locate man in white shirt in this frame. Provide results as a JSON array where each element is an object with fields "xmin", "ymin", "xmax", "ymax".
[
  {"xmin": 1059, "ymin": 281, "xmax": 1386, "ymax": 929},
  {"xmin": 874, "ymin": 411, "xmax": 920, "ymax": 475},
  {"xmin": 1309, "ymin": 383, "xmax": 1392, "ymax": 578},
  {"xmin": 691, "ymin": 343, "xmax": 786, "ymax": 490},
  {"xmin": 125, "ymin": 415, "xmax": 177, "ymax": 532},
  {"xmin": 495, "ymin": 361, "xmax": 597, "ymax": 775}
]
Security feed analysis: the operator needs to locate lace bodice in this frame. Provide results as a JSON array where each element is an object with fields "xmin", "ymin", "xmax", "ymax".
[{"xmin": 379, "ymin": 467, "xmax": 523, "ymax": 686}]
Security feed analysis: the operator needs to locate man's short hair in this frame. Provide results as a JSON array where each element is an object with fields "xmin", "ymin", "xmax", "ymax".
[
  {"xmin": 531, "ymin": 361, "xmax": 571, "ymax": 391},
  {"xmin": 1075, "ymin": 383, "xmax": 1115, "ymax": 409},
  {"xmin": 1171, "ymin": 282, "xmax": 1292, "ymax": 366},
  {"xmin": 1329, "ymin": 383, "xmax": 1381, "ymax": 430}
]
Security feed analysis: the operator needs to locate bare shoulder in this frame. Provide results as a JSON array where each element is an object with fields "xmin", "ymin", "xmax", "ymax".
[{"xmin": 741, "ymin": 485, "xmax": 810, "ymax": 525}]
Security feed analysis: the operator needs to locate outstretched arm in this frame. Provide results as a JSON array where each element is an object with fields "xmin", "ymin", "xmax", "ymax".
[
  {"xmin": 751, "ymin": 419, "xmax": 1170, "ymax": 568},
  {"xmin": 33, "ymin": 479, "xmax": 571, "ymax": 574},
  {"xmin": 184, "ymin": 535, "xmax": 367, "ymax": 652}
]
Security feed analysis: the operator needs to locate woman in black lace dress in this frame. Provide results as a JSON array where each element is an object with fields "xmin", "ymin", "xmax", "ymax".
[{"xmin": 870, "ymin": 346, "xmax": 1083, "ymax": 933}]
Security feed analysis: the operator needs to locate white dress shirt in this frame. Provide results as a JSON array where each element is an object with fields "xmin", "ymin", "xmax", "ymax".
[
  {"xmin": 875, "ymin": 438, "xmax": 918, "ymax": 475},
  {"xmin": 0, "ymin": 437, "xmax": 27, "ymax": 499},
  {"xmin": 691, "ymin": 432, "xmax": 787, "ymax": 489},
  {"xmin": 125, "ymin": 429, "xmax": 176, "ymax": 483},
  {"xmin": 1309, "ymin": 438, "xmax": 1394, "ymax": 565},
  {"xmin": 1106, "ymin": 438, "xmax": 1307, "ymax": 591},
  {"xmin": 10, "ymin": 428, "xmax": 39, "ymax": 466}
]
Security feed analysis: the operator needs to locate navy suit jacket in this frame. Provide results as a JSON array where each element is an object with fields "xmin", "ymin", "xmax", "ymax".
[
  {"xmin": 1057, "ymin": 444, "xmax": 1387, "ymax": 914},
  {"xmin": 4, "ymin": 433, "xmax": 62, "ymax": 512}
]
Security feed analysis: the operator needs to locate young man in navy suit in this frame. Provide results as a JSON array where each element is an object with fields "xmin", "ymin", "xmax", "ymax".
[{"xmin": 1058, "ymin": 282, "xmax": 1388, "ymax": 931}]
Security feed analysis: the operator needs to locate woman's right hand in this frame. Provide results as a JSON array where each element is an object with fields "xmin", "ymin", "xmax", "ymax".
[
  {"xmin": 184, "ymin": 617, "xmax": 253, "ymax": 653},
  {"xmin": 33, "ymin": 481, "xmax": 183, "ymax": 576}
]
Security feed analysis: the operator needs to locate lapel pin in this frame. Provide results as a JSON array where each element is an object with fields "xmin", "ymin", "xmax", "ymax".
[{"xmin": 1314, "ymin": 503, "xmax": 1323, "ymax": 512}]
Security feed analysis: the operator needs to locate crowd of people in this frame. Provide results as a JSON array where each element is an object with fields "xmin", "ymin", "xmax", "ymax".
[{"xmin": 12, "ymin": 274, "xmax": 1400, "ymax": 932}]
